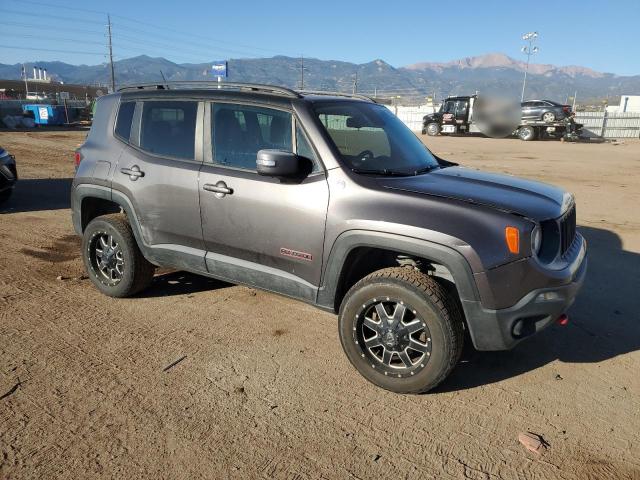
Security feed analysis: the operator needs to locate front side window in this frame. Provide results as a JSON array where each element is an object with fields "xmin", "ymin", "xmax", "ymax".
[
  {"xmin": 314, "ymin": 101, "xmax": 439, "ymax": 175},
  {"xmin": 114, "ymin": 101, "xmax": 135, "ymax": 141},
  {"xmin": 139, "ymin": 101, "xmax": 197, "ymax": 159},
  {"xmin": 212, "ymin": 104, "xmax": 292, "ymax": 170}
]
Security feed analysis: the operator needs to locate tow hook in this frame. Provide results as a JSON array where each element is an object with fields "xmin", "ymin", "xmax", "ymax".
[{"xmin": 556, "ymin": 313, "xmax": 569, "ymax": 326}]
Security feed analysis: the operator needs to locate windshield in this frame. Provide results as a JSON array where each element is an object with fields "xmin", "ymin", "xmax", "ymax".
[{"xmin": 313, "ymin": 101, "xmax": 439, "ymax": 175}]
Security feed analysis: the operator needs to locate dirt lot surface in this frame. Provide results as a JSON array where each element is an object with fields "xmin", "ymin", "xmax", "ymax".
[{"xmin": 1, "ymin": 129, "xmax": 639, "ymax": 479}]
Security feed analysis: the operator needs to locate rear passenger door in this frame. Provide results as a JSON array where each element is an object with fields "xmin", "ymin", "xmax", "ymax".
[
  {"xmin": 112, "ymin": 98, "xmax": 206, "ymax": 272},
  {"xmin": 198, "ymin": 102, "xmax": 329, "ymax": 301}
]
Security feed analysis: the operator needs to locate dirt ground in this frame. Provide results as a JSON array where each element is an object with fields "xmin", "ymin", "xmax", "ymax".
[{"xmin": 1, "ymin": 129, "xmax": 639, "ymax": 480}]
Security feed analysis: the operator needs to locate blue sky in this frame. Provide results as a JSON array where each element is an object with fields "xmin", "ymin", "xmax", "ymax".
[{"xmin": 2, "ymin": 0, "xmax": 639, "ymax": 75}]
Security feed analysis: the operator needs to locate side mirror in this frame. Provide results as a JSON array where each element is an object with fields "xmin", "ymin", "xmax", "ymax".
[{"xmin": 256, "ymin": 150, "xmax": 301, "ymax": 177}]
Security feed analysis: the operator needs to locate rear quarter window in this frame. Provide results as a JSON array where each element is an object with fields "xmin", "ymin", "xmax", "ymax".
[{"xmin": 114, "ymin": 101, "xmax": 136, "ymax": 141}]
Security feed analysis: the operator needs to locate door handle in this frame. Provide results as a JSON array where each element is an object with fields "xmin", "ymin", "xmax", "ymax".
[
  {"xmin": 120, "ymin": 165, "xmax": 144, "ymax": 181},
  {"xmin": 203, "ymin": 181, "xmax": 233, "ymax": 198}
]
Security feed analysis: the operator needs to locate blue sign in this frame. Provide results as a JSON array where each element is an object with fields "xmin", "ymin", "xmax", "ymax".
[{"xmin": 211, "ymin": 61, "xmax": 228, "ymax": 78}]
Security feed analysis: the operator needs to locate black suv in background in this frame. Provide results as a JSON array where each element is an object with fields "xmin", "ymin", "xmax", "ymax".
[
  {"xmin": 0, "ymin": 146, "xmax": 17, "ymax": 204},
  {"xmin": 71, "ymin": 82, "xmax": 587, "ymax": 393},
  {"xmin": 521, "ymin": 99, "xmax": 572, "ymax": 122}
]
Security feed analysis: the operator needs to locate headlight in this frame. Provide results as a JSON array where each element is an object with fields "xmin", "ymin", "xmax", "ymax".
[{"xmin": 531, "ymin": 225, "xmax": 542, "ymax": 255}]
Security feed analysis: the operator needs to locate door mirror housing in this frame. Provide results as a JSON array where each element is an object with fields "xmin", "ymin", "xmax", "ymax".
[{"xmin": 256, "ymin": 150, "xmax": 302, "ymax": 177}]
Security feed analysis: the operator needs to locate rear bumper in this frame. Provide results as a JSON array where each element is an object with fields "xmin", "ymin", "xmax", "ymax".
[{"xmin": 462, "ymin": 238, "xmax": 587, "ymax": 351}]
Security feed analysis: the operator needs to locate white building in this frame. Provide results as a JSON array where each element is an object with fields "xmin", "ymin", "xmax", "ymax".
[{"xmin": 617, "ymin": 95, "xmax": 640, "ymax": 112}]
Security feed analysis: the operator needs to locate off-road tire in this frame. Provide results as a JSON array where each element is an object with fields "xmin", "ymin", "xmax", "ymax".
[
  {"xmin": 338, "ymin": 267, "xmax": 464, "ymax": 394},
  {"xmin": 82, "ymin": 213, "xmax": 155, "ymax": 297},
  {"xmin": 426, "ymin": 122, "xmax": 440, "ymax": 136},
  {"xmin": 518, "ymin": 125, "xmax": 537, "ymax": 141}
]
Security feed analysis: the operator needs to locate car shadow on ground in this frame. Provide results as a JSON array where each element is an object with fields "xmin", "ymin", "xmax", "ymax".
[
  {"xmin": 138, "ymin": 270, "xmax": 233, "ymax": 298},
  {"xmin": 437, "ymin": 225, "xmax": 640, "ymax": 392},
  {"xmin": 0, "ymin": 178, "xmax": 72, "ymax": 214}
]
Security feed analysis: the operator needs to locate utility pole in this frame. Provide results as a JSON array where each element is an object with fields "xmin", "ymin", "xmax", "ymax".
[
  {"xmin": 352, "ymin": 70, "xmax": 358, "ymax": 94},
  {"xmin": 300, "ymin": 55, "xmax": 304, "ymax": 90},
  {"xmin": 22, "ymin": 64, "xmax": 29, "ymax": 99},
  {"xmin": 107, "ymin": 14, "xmax": 116, "ymax": 93},
  {"xmin": 520, "ymin": 31, "xmax": 538, "ymax": 102}
]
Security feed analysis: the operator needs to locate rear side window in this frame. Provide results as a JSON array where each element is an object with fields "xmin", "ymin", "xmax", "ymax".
[
  {"xmin": 140, "ymin": 101, "xmax": 197, "ymax": 160},
  {"xmin": 212, "ymin": 103, "xmax": 292, "ymax": 170},
  {"xmin": 114, "ymin": 101, "xmax": 135, "ymax": 141}
]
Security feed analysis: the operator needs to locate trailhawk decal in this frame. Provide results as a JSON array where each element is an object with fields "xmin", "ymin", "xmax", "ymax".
[{"xmin": 280, "ymin": 248, "xmax": 313, "ymax": 262}]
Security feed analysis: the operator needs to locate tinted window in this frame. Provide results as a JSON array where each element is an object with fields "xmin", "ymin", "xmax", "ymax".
[
  {"xmin": 314, "ymin": 101, "xmax": 439, "ymax": 174},
  {"xmin": 212, "ymin": 104, "xmax": 292, "ymax": 170},
  {"xmin": 295, "ymin": 124, "xmax": 319, "ymax": 172},
  {"xmin": 115, "ymin": 101, "xmax": 135, "ymax": 141},
  {"xmin": 140, "ymin": 101, "xmax": 197, "ymax": 159}
]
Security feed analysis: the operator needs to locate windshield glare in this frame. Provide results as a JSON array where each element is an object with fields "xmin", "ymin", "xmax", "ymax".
[{"xmin": 314, "ymin": 101, "xmax": 439, "ymax": 174}]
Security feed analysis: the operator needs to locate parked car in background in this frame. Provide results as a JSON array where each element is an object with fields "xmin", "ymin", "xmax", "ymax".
[
  {"xmin": 521, "ymin": 100, "xmax": 571, "ymax": 122},
  {"xmin": 0, "ymin": 146, "xmax": 17, "ymax": 204}
]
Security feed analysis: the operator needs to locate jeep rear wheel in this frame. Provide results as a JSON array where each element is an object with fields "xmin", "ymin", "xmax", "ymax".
[
  {"xmin": 82, "ymin": 213, "xmax": 155, "ymax": 297},
  {"xmin": 338, "ymin": 267, "xmax": 464, "ymax": 394},
  {"xmin": 426, "ymin": 122, "xmax": 440, "ymax": 136}
]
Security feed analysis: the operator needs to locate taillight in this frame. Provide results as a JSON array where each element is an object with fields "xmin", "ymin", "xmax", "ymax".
[
  {"xmin": 74, "ymin": 150, "xmax": 82, "ymax": 167},
  {"xmin": 562, "ymin": 105, "xmax": 570, "ymax": 113},
  {"xmin": 505, "ymin": 226, "xmax": 520, "ymax": 254}
]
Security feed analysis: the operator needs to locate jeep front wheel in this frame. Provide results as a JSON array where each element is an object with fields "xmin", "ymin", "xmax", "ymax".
[
  {"xmin": 82, "ymin": 213, "xmax": 155, "ymax": 297},
  {"xmin": 338, "ymin": 267, "xmax": 464, "ymax": 394}
]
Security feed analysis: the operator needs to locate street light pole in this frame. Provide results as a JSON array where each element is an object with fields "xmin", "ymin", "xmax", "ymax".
[{"xmin": 520, "ymin": 31, "xmax": 538, "ymax": 102}]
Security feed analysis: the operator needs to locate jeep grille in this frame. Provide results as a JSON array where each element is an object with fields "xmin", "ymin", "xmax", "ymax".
[{"xmin": 559, "ymin": 205, "xmax": 576, "ymax": 256}]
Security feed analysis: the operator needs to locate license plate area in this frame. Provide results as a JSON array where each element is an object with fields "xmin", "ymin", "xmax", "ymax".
[{"xmin": 442, "ymin": 125, "xmax": 456, "ymax": 133}]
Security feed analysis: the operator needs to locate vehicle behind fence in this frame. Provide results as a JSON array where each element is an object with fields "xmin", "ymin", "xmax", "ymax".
[{"xmin": 387, "ymin": 104, "xmax": 640, "ymax": 139}]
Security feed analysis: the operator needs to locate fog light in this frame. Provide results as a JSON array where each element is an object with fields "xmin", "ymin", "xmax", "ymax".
[{"xmin": 536, "ymin": 291, "xmax": 561, "ymax": 302}]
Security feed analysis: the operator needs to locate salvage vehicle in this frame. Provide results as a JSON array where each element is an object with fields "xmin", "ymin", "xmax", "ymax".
[
  {"xmin": 521, "ymin": 99, "xmax": 572, "ymax": 123},
  {"xmin": 422, "ymin": 95, "xmax": 582, "ymax": 141},
  {"xmin": 71, "ymin": 82, "xmax": 587, "ymax": 393},
  {"xmin": 0, "ymin": 146, "xmax": 17, "ymax": 204}
]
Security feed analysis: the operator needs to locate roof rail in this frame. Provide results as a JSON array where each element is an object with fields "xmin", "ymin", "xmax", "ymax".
[
  {"xmin": 298, "ymin": 90, "xmax": 377, "ymax": 103},
  {"xmin": 117, "ymin": 81, "xmax": 301, "ymax": 98}
]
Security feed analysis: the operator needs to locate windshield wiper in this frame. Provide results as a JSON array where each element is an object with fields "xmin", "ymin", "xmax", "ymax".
[
  {"xmin": 413, "ymin": 165, "xmax": 439, "ymax": 175},
  {"xmin": 351, "ymin": 168, "xmax": 413, "ymax": 177}
]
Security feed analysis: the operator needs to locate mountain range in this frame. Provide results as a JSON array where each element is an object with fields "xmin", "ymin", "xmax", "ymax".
[{"xmin": 1, "ymin": 53, "xmax": 638, "ymax": 103}]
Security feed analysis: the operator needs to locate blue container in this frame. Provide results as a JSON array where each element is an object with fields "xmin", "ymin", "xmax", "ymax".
[{"xmin": 22, "ymin": 104, "xmax": 66, "ymax": 126}]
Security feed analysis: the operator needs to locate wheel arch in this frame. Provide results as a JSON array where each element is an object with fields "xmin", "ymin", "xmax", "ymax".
[
  {"xmin": 317, "ymin": 230, "xmax": 481, "ymax": 314},
  {"xmin": 73, "ymin": 185, "xmax": 147, "ymax": 252}
]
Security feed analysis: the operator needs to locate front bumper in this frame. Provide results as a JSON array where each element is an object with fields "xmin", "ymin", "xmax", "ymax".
[{"xmin": 462, "ymin": 238, "xmax": 588, "ymax": 351}]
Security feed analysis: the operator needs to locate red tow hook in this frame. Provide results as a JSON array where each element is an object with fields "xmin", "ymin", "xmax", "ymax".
[{"xmin": 556, "ymin": 313, "xmax": 569, "ymax": 326}]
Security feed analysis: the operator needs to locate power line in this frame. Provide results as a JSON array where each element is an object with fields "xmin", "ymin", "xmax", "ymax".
[
  {"xmin": 3, "ymin": 9, "xmax": 105, "ymax": 25},
  {"xmin": 0, "ymin": 21, "xmax": 105, "ymax": 36},
  {"xmin": 6, "ymin": 33, "xmax": 107, "ymax": 46},
  {"xmin": 14, "ymin": 0, "xmax": 289, "ymax": 57},
  {"xmin": 0, "ymin": 44, "xmax": 106, "ymax": 56}
]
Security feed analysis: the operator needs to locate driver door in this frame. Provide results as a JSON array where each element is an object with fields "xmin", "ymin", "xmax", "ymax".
[{"xmin": 198, "ymin": 102, "xmax": 329, "ymax": 301}]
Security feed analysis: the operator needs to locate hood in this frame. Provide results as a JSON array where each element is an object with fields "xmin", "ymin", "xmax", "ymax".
[{"xmin": 379, "ymin": 166, "xmax": 569, "ymax": 220}]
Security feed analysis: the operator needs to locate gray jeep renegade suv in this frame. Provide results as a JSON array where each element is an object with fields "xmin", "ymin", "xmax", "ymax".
[{"xmin": 71, "ymin": 82, "xmax": 587, "ymax": 393}]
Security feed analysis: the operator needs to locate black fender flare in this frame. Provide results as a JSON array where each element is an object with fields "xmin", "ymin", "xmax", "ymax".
[{"xmin": 317, "ymin": 230, "xmax": 481, "ymax": 310}]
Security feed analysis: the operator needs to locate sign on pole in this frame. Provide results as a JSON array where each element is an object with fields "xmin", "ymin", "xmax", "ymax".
[{"xmin": 211, "ymin": 61, "xmax": 228, "ymax": 78}]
